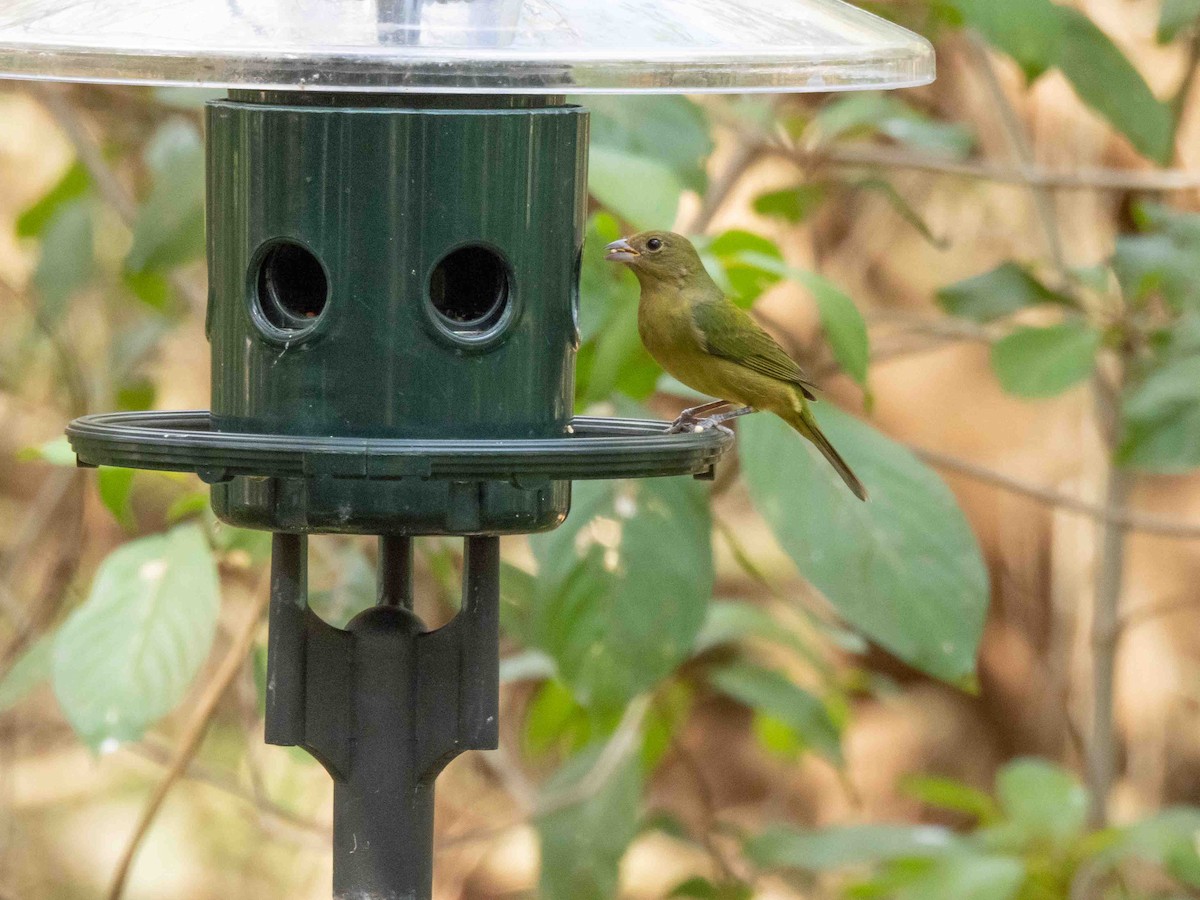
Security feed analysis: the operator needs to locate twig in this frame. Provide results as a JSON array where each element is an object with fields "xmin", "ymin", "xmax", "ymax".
[
  {"xmin": 106, "ymin": 582, "xmax": 271, "ymax": 900},
  {"xmin": 1086, "ymin": 464, "xmax": 1130, "ymax": 829},
  {"xmin": 909, "ymin": 444, "xmax": 1200, "ymax": 540},
  {"xmin": 763, "ymin": 144, "xmax": 1200, "ymax": 193},
  {"xmin": 964, "ymin": 32, "xmax": 1069, "ymax": 278},
  {"xmin": 122, "ymin": 740, "xmax": 329, "ymax": 847},
  {"xmin": 684, "ymin": 140, "xmax": 765, "ymax": 235}
]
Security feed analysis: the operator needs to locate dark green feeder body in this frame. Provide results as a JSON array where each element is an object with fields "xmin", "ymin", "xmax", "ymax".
[{"xmin": 205, "ymin": 95, "xmax": 587, "ymax": 534}]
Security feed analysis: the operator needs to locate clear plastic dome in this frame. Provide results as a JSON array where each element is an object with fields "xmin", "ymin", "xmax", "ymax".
[{"xmin": 0, "ymin": 0, "xmax": 934, "ymax": 94}]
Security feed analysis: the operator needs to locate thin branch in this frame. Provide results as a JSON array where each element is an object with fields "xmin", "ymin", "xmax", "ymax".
[
  {"xmin": 764, "ymin": 144, "xmax": 1200, "ymax": 193},
  {"xmin": 964, "ymin": 33, "xmax": 1069, "ymax": 277},
  {"xmin": 106, "ymin": 582, "xmax": 271, "ymax": 900},
  {"xmin": 1087, "ymin": 462, "xmax": 1131, "ymax": 829},
  {"xmin": 910, "ymin": 444, "xmax": 1200, "ymax": 540},
  {"xmin": 683, "ymin": 141, "xmax": 765, "ymax": 235},
  {"xmin": 123, "ymin": 740, "xmax": 329, "ymax": 848}
]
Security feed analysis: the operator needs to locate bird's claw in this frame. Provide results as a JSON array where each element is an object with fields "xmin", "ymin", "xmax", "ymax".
[{"xmin": 665, "ymin": 414, "xmax": 698, "ymax": 434}]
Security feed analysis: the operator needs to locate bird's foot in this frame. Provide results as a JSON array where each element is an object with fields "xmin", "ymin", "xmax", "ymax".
[
  {"xmin": 665, "ymin": 414, "xmax": 701, "ymax": 434},
  {"xmin": 696, "ymin": 407, "xmax": 756, "ymax": 430}
]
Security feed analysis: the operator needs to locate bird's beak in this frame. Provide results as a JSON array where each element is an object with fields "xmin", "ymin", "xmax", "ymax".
[{"xmin": 604, "ymin": 237, "xmax": 639, "ymax": 264}]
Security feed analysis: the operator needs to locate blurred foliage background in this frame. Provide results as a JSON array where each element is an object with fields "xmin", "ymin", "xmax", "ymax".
[{"xmin": 6, "ymin": 0, "xmax": 1200, "ymax": 897}]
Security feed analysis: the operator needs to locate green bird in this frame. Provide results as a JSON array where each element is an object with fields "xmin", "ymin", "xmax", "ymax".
[{"xmin": 605, "ymin": 230, "xmax": 868, "ymax": 501}]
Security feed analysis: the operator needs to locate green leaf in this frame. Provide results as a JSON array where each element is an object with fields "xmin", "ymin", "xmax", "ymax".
[
  {"xmin": 16, "ymin": 161, "xmax": 91, "ymax": 238},
  {"xmin": 801, "ymin": 270, "xmax": 870, "ymax": 389},
  {"xmin": 734, "ymin": 252, "xmax": 870, "ymax": 389},
  {"xmin": 588, "ymin": 146, "xmax": 684, "ymax": 231},
  {"xmin": 952, "ymin": 0, "xmax": 1172, "ymax": 161},
  {"xmin": 1054, "ymin": 6, "xmax": 1174, "ymax": 164},
  {"xmin": 524, "ymin": 678, "xmax": 594, "ymax": 758},
  {"xmin": 1159, "ymin": 0, "xmax": 1200, "ymax": 42},
  {"xmin": 901, "ymin": 775, "xmax": 1001, "ymax": 824},
  {"xmin": 529, "ymin": 475, "xmax": 713, "ymax": 712},
  {"xmin": 1114, "ymin": 231, "xmax": 1200, "ymax": 311},
  {"xmin": 948, "ymin": 0, "xmax": 1063, "ymax": 81},
  {"xmin": 538, "ymin": 741, "xmax": 643, "ymax": 900},
  {"xmin": 97, "ymin": 467, "xmax": 136, "ymax": 530},
  {"xmin": 753, "ymin": 185, "xmax": 828, "ymax": 224},
  {"xmin": 0, "ymin": 636, "xmax": 54, "ymax": 711},
  {"xmin": 990, "ymin": 322, "xmax": 1101, "ymax": 398},
  {"xmin": 19, "ymin": 436, "xmax": 76, "ymax": 466},
  {"xmin": 995, "ymin": 758, "xmax": 1088, "ymax": 844},
  {"xmin": 740, "ymin": 407, "xmax": 988, "ymax": 683},
  {"xmin": 576, "ymin": 216, "xmax": 660, "ymax": 404},
  {"xmin": 32, "ymin": 200, "xmax": 94, "ymax": 322},
  {"xmin": 584, "ymin": 95, "xmax": 713, "ymax": 194},
  {"xmin": 704, "ymin": 230, "xmax": 785, "ymax": 307},
  {"xmin": 1119, "ymin": 355, "xmax": 1200, "ymax": 472},
  {"xmin": 709, "ymin": 663, "xmax": 842, "ymax": 765},
  {"xmin": 893, "ymin": 854, "xmax": 1025, "ymax": 900},
  {"xmin": 669, "ymin": 877, "xmax": 753, "ymax": 899},
  {"xmin": 938, "ymin": 263, "xmax": 1066, "ymax": 323},
  {"xmin": 126, "ymin": 120, "xmax": 206, "ymax": 274},
  {"xmin": 814, "ymin": 94, "xmax": 975, "ymax": 157},
  {"xmin": 52, "ymin": 524, "xmax": 220, "ymax": 748},
  {"xmin": 747, "ymin": 824, "xmax": 960, "ymax": 871},
  {"xmin": 1106, "ymin": 808, "xmax": 1200, "ymax": 884}
]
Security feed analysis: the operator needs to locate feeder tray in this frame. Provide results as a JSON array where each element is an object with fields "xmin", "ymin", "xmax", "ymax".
[{"xmin": 67, "ymin": 411, "xmax": 731, "ymax": 482}]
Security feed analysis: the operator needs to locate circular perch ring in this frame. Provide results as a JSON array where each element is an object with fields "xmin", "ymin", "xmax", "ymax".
[{"xmin": 66, "ymin": 411, "xmax": 733, "ymax": 483}]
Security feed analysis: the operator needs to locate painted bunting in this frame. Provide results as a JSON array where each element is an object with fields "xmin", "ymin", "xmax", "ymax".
[{"xmin": 605, "ymin": 230, "xmax": 868, "ymax": 501}]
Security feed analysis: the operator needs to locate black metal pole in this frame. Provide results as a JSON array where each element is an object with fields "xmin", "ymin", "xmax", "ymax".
[{"xmin": 265, "ymin": 532, "xmax": 501, "ymax": 900}]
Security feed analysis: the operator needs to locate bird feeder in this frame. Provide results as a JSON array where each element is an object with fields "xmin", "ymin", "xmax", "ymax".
[{"xmin": 0, "ymin": 2, "xmax": 933, "ymax": 897}]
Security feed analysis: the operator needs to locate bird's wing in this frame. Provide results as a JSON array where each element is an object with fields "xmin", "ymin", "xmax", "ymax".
[{"xmin": 691, "ymin": 300, "xmax": 818, "ymax": 400}]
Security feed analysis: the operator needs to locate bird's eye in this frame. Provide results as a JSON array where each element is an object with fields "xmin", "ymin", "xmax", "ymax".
[{"xmin": 646, "ymin": 238, "xmax": 663, "ymax": 252}]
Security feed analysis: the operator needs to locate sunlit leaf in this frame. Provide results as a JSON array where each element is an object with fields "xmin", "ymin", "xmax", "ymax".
[
  {"xmin": 753, "ymin": 185, "xmax": 828, "ymax": 223},
  {"xmin": 1119, "ymin": 354, "xmax": 1200, "ymax": 472},
  {"xmin": 939, "ymin": 262, "xmax": 1070, "ymax": 322},
  {"xmin": 16, "ymin": 161, "xmax": 91, "ymax": 238},
  {"xmin": 589, "ymin": 146, "xmax": 684, "ymax": 231},
  {"xmin": 1054, "ymin": 7, "xmax": 1173, "ymax": 164},
  {"xmin": 704, "ymin": 230, "xmax": 785, "ymax": 307},
  {"xmin": 529, "ymin": 475, "xmax": 713, "ymax": 712},
  {"xmin": 1159, "ymin": 0, "xmax": 1200, "ymax": 42},
  {"xmin": 584, "ymin": 95, "xmax": 713, "ymax": 193},
  {"xmin": 902, "ymin": 775, "xmax": 1001, "ymax": 824},
  {"xmin": 33, "ymin": 199, "xmax": 94, "ymax": 322},
  {"xmin": 97, "ymin": 467, "xmax": 136, "ymax": 530},
  {"xmin": 747, "ymin": 823, "xmax": 960, "ymax": 871},
  {"xmin": 949, "ymin": 0, "xmax": 1062, "ymax": 81},
  {"xmin": 538, "ymin": 741, "xmax": 643, "ymax": 900},
  {"xmin": 52, "ymin": 524, "xmax": 220, "ymax": 748},
  {"xmin": 990, "ymin": 322, "xmax": 1100, "ymax": 398},
  {"xmin": 740, "ymin": 407, "xmax": 988, "ymax": 683},
  {"xmin": 126, "ymin": 120, "xmax": 206, "ymax": 273},
  {"xmin": 813, "ymin": 94, "xmax": 975, "ymax": 157},
  {"xmin": 710, "ymin": 662, "xmax": 842, "ymax": 764},
  {"xmin": 995, "ymin": 758, "xmax": 1088, "ymax": 844}
]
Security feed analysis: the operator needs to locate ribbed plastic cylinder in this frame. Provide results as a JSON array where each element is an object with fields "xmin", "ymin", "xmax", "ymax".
[{"xmin": 204, "ymin": 94, "xmax": 588, "ymax": 534}]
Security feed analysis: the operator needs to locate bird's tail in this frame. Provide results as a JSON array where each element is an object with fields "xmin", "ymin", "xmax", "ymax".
[{"xmin": 785, "ymin": 402, "xmax": 869, "ymax": 502}]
